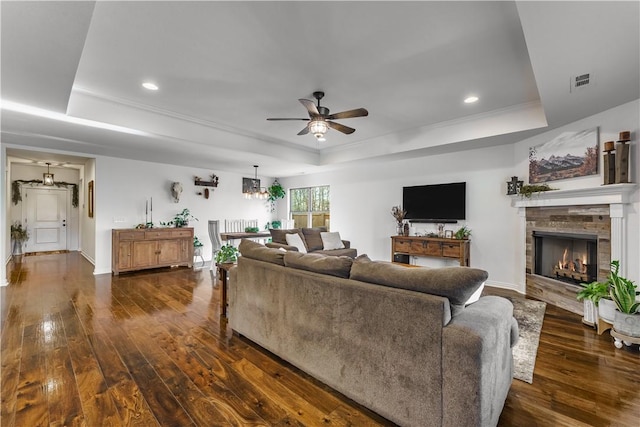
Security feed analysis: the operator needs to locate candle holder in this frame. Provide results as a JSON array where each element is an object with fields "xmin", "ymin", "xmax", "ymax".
[
  {"xmin": 615, "ymin": 131, "xmax": 630, "ymax": 184},
  {"xmin": 603, "ymin": 140, "xmax": 616, "ymax": 185}
]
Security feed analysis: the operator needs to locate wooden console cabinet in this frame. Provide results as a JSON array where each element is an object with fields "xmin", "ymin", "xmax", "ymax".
[
  {"xmin": 391, "ymin": 235, "xmax": 470, "ymax": 266},
  {"xmin": 112, "ymin": 228, "xmax": 194, "ymax": 275}
]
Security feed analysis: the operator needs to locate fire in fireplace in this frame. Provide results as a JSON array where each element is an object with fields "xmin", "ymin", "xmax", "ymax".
[{"xmin": 533, "ymin": 232, "xmax": 598, "ymax": 284}]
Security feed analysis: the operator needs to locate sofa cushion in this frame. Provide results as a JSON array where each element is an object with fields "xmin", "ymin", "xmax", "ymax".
[
  {"xmin": 238, "ymin": 239, "xmax": 286, "ymax": 266},
  {"xmin": 284, "ymin": 251, "xmax": 353, "ymax": 278},
  {"xmin": 301, "ymin": 227, "xmax": 327, "ymax": 251},
  {"xmin": 320, "ymin": 231, "xmax": 345, "ymax": 250},
  {"xmin": 285, "ymin": 233, "xmax": 308, "ymax": 253},
  {"xmin": 314, "ymin": 247, "xmax": 358, "ymax": 258},
  {"xmin": 350, "ymin": 255, "xmax": 488, "ymax": 315},
  {"xmin": 270, "ymin": 228, "xmax": 302, "ymax": 245}
]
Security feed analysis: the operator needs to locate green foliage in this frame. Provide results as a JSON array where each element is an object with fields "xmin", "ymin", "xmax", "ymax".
[
  {"xmin": 12, "ymin": 180, "xmax": 79, "ymax": 207},
  {"xmin": 215, "ymin": 244, "xmax": 238, "ymax": 264},
  {"xmin": 10, "ymin": 222, "xmax": 29, "ymax": 242},
  {"xmin": 244, "ymin": 226, "xmax": 259, "ymax": 233},
  {"xmin": 607, "ymin": 260, "xmax": 639, "ymax": 314},
  {"xmin": 167, "ymin": 208, "xmax": 198, "ymax": 227},
  {"xmin": 267, "ymin": 180, "xmax": 286, "ymax": 202},
  {"xmin": 454, "ymin": 226, "xmax": 471, "ymax": 239},
  {"xmin": 518, "ymin": 184, "xmax": 556, "ymax": 198},
  {"xmin": 576, "ymin": 281, "xmax": 610, "ymax": 306},
  {"xmin": 270, "ymin": 220, "xmax": 282, "ymax": 229},
  {"xmin": 193, "ymin": 236, "xmax": 204, "ymax": 247}
]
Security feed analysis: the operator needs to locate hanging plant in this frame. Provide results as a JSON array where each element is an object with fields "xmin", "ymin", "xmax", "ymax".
[
  {"xmin": 12, "ymin": 180, "xmax": 79, "ymax": 207},
  {"xmin": 266, "ymin": 179, "xmax": 286, "ymax": 212}
]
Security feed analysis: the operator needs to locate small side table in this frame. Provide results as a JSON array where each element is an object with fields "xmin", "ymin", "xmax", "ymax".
[
  {"xmin": 610, "ymin": 329, "xmax": 640, "ymax": 349},
  {"xmin": 216, "ymin": 262, "xmax": 235, "ymax": 318}
]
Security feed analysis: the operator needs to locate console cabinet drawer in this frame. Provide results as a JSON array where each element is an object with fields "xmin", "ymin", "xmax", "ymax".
[{"xmin": 391, "ymin": 235, "xmax": 470, "ymax": 267}]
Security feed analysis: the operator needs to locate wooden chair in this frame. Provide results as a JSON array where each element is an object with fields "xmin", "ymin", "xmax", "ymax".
[{"xmin": 208, "ymin": 220, "xmax": 223, "ymax": 272}]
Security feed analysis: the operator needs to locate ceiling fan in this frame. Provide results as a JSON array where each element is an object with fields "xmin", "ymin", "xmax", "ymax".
[{"xmin": 267, "ymin": 91, "xmax": 368, "ymax": 141}]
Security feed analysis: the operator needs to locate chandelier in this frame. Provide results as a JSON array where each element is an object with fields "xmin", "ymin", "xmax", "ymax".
[
  {"xmin": 43, "ymin": 162, "xmax": 54, "ymax": 186},
  {"xmin": 243, "ymin": 165, "xmax": 269, "ymax": 199}
]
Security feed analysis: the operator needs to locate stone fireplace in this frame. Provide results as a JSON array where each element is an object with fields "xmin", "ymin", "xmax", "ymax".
[{"xmin": 513, "ymin": 184, "xmax": 636, "ymax": 315}]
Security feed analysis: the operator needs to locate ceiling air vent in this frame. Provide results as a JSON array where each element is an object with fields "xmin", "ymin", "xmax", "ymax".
[{"xmin": 570, "ymin": 73, "xmax": 593, "ymax": 93}]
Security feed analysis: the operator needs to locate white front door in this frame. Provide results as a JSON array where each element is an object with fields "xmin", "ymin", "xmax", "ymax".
[{"xmin": 23, "ymin": 187, "xmax": 68, "ymax": 253}]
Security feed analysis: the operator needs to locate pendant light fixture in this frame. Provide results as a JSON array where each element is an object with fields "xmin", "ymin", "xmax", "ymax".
[
  {"xmin": 243, "ymin": 165, "xmax": 269, "ymax": 199},
  {"xmin": 43, "ymin": 162, "xmax": 54, "ymax": 186}
]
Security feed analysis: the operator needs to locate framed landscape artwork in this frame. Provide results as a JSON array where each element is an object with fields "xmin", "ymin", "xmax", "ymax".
[{"xmin": 528, "ymin": 127, "xmax": 599, "ymax": 184}]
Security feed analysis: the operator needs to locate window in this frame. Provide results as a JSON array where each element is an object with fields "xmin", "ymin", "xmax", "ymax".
[{"xmin": 290, "ymin": 185, "xmax": 330, "ymax": 229}]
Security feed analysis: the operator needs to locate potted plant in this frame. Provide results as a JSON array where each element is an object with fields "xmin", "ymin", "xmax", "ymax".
[
  {"xmin": 214, "ymin": 244, "xmax": 239, "ymax": 264},
  {"xmin": 170, "ymin": 208, "xmax": 198, "ymax": 227},
  {"xmin": 267, "ymin": 179, "xmax": 286, "ymax": 212},
  {"xmin": 454, "ymin": 225, "xmax": 471, "ymax": 240},
  {"xmin": 577, "ymin": 280, "xmax": 611, "ymax": 325},
  {"xmin": 606, "ymin": 260, "xmax": 640, "ymax": 337},
  {"xmin": 10, "ymin": 221, "xmax": 29, "ymax": 259},
  {"xmin": 193, "ymin": 236, "xmax": 204, "ymax": 257},
  {"xmin": 391, "ymin": 206, "xmax": 406, "ymax": 236}
]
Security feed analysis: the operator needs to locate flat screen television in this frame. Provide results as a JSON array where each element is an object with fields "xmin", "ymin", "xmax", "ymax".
[{"xmin": 402, "ymin": 182, "xmax": 466, "ymax": 223}]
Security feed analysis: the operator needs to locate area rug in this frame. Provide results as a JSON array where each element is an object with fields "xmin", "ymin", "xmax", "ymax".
[{"xmin": 506, "ymin": 296, "xmax": 546, "ymax": 384}]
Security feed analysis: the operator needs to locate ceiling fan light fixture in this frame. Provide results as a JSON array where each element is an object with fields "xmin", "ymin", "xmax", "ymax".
[{"xmin": 309, "ymin": 119, "xmax": 328, "ymax": 139}]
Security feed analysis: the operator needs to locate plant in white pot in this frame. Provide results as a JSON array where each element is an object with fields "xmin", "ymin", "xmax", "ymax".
[
  {"xmin": 576, "ymin": 280, "xmax": 610, "ymax": 326},
  {"xmin": 607, "ymin": 260, "xmax": 640, "ymax": 338}
]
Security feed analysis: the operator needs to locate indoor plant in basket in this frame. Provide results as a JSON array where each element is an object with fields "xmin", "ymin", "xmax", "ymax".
[{"xmin": 607, "ymin": 260, "xmax": 640, "ymax": 337}]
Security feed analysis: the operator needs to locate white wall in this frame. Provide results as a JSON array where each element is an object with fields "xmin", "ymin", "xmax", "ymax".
[
  {"xmin": 278, "ymin": 144, "xmax": 522, "ymax": 290},
  {"xmin": 93, "ymin": 156, "xmax": 276, "ymax": 274},
  {"xmin": 1, "ymin": 145, "xmax": 8, "ymax": 286},
  {"xmin": 82, "ymin": 158, "xmax": 96, "ymax": 264}
]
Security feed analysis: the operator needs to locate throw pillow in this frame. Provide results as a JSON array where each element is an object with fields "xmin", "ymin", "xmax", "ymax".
[
  {"xmin": 285, "ymin": 233, "xmax": 307, "ymax": 253},
  {"xmin": 270, "ymin": 228, "xmax": 301, "ymax": 245},
  {"xmin": 320, "ymin": 232, "xmax": 345, "ymax": 250},
  {"xmin": 301, "ymin": 228, "xmax": 324, "ymax": 251}
]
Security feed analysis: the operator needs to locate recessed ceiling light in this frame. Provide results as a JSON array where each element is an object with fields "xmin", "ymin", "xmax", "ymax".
[
  {"xmin": 464, "ymin": 96, "xmax": 479, "ymax": 104},
  {"xmin": 142, "ymin": 82, "xmax": 159, "ymax": 91}
]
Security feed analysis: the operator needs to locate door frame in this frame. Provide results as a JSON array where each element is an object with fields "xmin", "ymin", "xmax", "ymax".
[{"xmin": 20, "ymin": 184, "xmax": 77, "ymax": 252}]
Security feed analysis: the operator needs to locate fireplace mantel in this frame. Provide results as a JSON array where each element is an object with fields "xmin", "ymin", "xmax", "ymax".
[
  {"xmin": 514, "ymin": 182, "xmax": 637, "ymax": 286},
  {"xmin": 511, "ymin": 183, "xmax": 636, "ymax": 209}
]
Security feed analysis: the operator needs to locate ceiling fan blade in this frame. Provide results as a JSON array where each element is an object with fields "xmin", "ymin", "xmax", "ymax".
[
  {"xmin": 299, "ymin": 99, "xmax": 320, "ymax": 117},
  {"xmin": 327, "ymin": 121, "xmax": 356, "ymax": 135},
  {"xmin": 267, "ymin": 118, "xmax": 310, "ymax": 121},
  {"xmin": 327, "ymin": 108, "xmax": 369, "ymax": 120},
  {"xmin": 297, "ymin": 126, "xmax": 310, "ymax": 136}
]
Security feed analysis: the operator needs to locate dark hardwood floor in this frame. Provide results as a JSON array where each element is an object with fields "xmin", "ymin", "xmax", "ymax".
[{"xmin": 1, "ymin": 252, "xmax": 638, "ymax": 426}]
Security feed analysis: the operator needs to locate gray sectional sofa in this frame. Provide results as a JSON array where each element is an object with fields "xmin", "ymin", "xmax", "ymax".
[
  {"xmin": 266, "ymin": 226, "xmax": 357, "ymax": 258},
  {"xmin": 229, "ymin": 239, "xmax": 518, "ymax": 427}
]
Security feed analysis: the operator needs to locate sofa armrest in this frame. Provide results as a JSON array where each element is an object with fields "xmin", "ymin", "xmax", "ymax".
[
  {"xmin": 265, "ymin": 242, "xmax": 299, "ymax": 252},
  {"xmin": 442, "ymin": 296, "xmax": 515, "ymax": 427},
  {"xmin": 341, "ymin": 240, "xmax": 351, "ymax": 248}
]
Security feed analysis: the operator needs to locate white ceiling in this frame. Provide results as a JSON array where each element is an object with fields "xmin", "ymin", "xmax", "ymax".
[{"xmin": 2, "ymin": 1, "xmax": 639, "ymax": 177}]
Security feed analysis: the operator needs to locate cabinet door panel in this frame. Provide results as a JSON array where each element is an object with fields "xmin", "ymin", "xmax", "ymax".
[
  {"xmin": 394, "ymin": 239, "xmax": 412, "ymax": 253},
  {"xmin": 132, "ymin": 241, "xmax": 157, "ymax": 267},
  {"xmin": 158, "ymin": 240, "xmax": 181, "ymax": 264},
  {"xmin": 117, "ymin": 242, "xmax": 133, "ymax": 270},
  {"xmin": 424, "ymin": 241, "xmax": 442, "ymax": 256}
]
